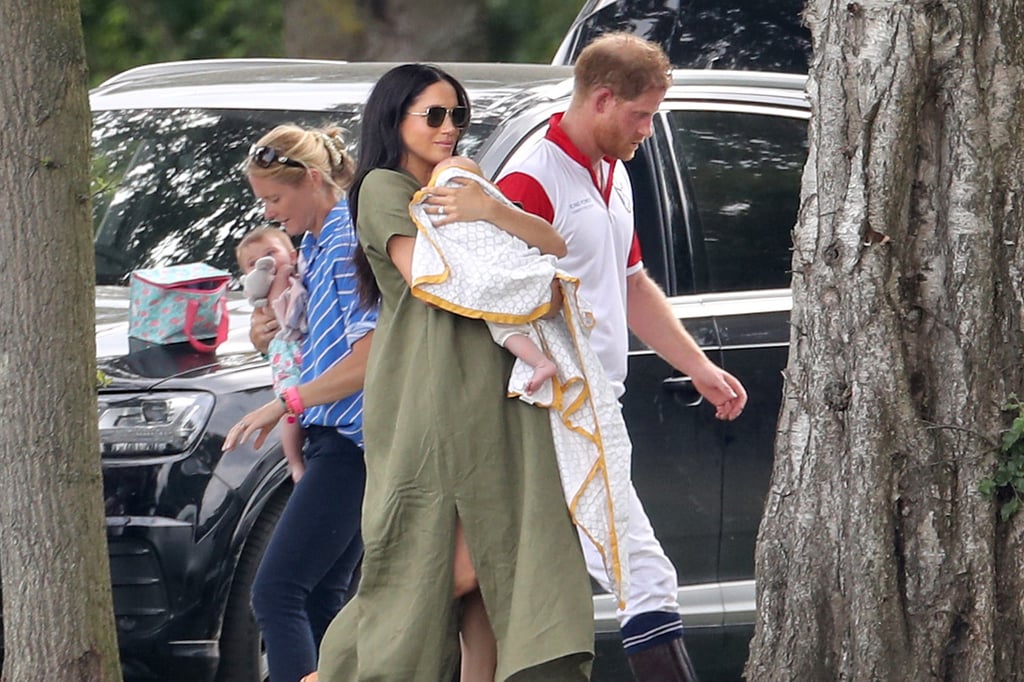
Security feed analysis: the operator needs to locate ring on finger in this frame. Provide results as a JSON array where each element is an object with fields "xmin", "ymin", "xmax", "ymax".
[{"xmin": 438, "ymin": 206, "xmax": 445, "ymax": 216}]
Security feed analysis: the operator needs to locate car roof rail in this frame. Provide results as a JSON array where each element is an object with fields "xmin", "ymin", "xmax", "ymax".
[
  {"xmin": 93, "ymin": 58, "xmax": 348, "ymax": 92},
  {"xmin": 671, "ymin": 69, "xmax": 806, "ymax": 90}
]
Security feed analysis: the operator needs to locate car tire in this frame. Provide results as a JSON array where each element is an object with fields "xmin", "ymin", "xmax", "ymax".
[{"xmin": 215, "ymin": 486, "xmax": 290, "ymax": 682}]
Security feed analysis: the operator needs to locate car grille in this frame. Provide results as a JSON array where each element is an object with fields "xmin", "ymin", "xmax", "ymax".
[{"xmin": 109, "ymin": 537, "xmax": 170, "ymax": 635}]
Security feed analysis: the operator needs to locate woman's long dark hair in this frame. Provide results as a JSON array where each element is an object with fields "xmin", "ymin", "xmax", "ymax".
[{"xmin": 350, "ymin": 64, "xmax": 471, "ymax": 307}]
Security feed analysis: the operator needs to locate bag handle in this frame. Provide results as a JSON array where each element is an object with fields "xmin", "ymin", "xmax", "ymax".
[{"xmin": 185, "ymin": 296, "xmax": 229, "ymax": 353}]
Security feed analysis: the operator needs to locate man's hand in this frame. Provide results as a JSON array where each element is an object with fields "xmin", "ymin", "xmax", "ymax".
[
  {"xmin": 689, "ymin": 363, "xmax": 748, "ymax": 421},
  {"xmin": 626, "ymin": 269, "xmax": 748, "ymax": 420}
]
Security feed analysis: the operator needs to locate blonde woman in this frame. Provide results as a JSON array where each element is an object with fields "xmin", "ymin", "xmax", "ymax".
[{"xmin": 223, "ymin": 124, "xmax": 377, "ymax": 682}]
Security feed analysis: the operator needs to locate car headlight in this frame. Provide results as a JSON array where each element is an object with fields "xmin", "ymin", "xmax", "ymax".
[{"xmin": 98, "ymin": 391, "xmax": 214, "ymax": 457}]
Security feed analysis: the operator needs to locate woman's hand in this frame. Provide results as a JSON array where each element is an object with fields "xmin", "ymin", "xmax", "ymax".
[
  {"xmin": 249, "ymin": 306, "xmax": 278, "ymax": 354},
  {"xmin": 422, "ymin": 178, "xmax": 491, "ymax": 227},
  {"xmin": 422, "ymin": 178, "xmax": 567, "ymax": 256},
  {"xmin": 222, "ymin": 398, "xmax": 287, "ymax": 451}
]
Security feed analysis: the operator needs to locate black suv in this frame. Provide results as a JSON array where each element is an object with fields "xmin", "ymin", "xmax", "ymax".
[
  {"xmin": 552, "ymin": 0, "xmax": 811, "ymax": 72},
  {"xmin": 89, "ymin": 60, "xmax": 807, "ymax": 681}
]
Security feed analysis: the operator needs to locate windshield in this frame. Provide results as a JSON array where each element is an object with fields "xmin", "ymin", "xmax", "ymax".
[
  {"xmin": 561, "ymin": 0, "xmax": 810, "ymax": 73},
  {"xmin": 92, "ymin": 107, "xmax": 496, "ymax": 285}
]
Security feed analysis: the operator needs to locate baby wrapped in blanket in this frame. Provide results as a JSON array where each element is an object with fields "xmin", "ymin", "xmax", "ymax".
[{"xmin": 409, "ymin": 156, "xmax": 633, "ymax": 606}]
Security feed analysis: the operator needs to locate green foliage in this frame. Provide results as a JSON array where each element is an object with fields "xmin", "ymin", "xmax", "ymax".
[
  {"xmin": 979, "ymin": 394, "xmax": 1024, "ymax": 521},
  {"xmin": 80, "ymin": 0, "xmax": 579, "ymax": 87},
  {"xmin": 81, "ymin": 0, "xmax": 283, "ymax": 86},
  {"xmin": 486, "ymin": 0, "xmax": 580, "ymax": 63}
]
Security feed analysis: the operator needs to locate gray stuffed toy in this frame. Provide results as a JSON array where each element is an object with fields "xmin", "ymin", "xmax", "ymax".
[{"xmin": 242, "ymin": 255, "xmax": 276, "ymax": 308}]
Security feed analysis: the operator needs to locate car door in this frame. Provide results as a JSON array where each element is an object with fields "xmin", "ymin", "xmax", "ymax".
[
  {"xmin": 659, "ymin": 103, "xmax": 808, "ymax": 593},
  {"xmin": 622, "ymin": 144, "xmax": 726, "ymax": 593}
]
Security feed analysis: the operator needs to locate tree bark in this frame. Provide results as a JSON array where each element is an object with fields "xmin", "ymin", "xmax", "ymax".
[
  {"xmin": 282, "ymin": 0, "xmax": 489, "ymax": 61},
  {"xmin": 748, "ymin": 1, "xmax": 1024, "ymax": 679},
  {"xmin": 0, "ymin": 1, "xmax": 122, "ymax": 680}
]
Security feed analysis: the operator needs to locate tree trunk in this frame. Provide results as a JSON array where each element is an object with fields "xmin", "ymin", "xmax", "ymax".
[
  {"xmin": 0, "ymin": 1, "xmax": 122, "ymax": 680},
  {"xmin": 748, "ymin": 1, "xmax": 1024, "ymax": 679},
  {"xmin": 749, "ymin": 2, "xmax": 1024, "ymax": 675},
  {"xmin": 282, "ymin": 0, "xmax": 489, "ymax": 61}
]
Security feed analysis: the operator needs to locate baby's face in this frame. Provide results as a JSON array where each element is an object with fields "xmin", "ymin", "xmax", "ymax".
[{"xmin": 239, "ymin": 237, "xmax": 295, "ymax": 274}]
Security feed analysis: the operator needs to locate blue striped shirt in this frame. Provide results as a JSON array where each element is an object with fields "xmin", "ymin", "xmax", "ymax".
[{"xmin": 299, "ymin": 198, "xmax": 378, "ymax": 446}]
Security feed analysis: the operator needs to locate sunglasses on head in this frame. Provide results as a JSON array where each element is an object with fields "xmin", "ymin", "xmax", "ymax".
[
  {"xmin": 248, "ymin": 144, "xmax": 306, "ymax": 169},
  {"xmin": 408, "ymin": 105, "xmax": 470, "ymax": 129}
]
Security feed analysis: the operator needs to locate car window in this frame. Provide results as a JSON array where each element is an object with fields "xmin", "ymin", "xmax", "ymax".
[
  {"xmin": 665, "ymin": 109, "xmax": 807, "ymax": 293},
  {"xmin": 91, "ymin": 108, "xmax": 358, "ymax": 285},
  {"xmin": 624, "ymin": 148, "xmax": 677, "ymax": 294},
  {"xmin": 92, "ymin": 107, "xmax": 497, "ymax": 286},
  {"xmin": 556, "ymin": 0, "xmax": 811, "ymax": 73}
]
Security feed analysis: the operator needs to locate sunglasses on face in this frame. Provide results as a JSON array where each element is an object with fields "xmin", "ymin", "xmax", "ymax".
[
  {"xmin": 407, "ymin": 105, "xmax": 470, "ymax": 129},
  {"xmin": 248, "ymin": 144, "xmax": 306, "ymax": 169}
]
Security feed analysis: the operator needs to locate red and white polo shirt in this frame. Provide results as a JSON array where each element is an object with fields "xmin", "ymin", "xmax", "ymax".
[{"xmin": 498, "ymin": 113, "xmax": 643, "ymax": 398}]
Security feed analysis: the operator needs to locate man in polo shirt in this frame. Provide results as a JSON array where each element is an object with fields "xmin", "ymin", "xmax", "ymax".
[{"xmin": 497, "ymin": 32, "xmax": 748, "ymax": 682}]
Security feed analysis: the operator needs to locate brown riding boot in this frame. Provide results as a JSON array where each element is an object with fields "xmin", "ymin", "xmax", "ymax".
[{"xmin": 626, "ymin": 636, "xmax": 699, "ymax": 682}]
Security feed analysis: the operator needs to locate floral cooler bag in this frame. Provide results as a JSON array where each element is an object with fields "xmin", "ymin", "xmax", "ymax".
[{"xmin": 128, "ymin": 263, "xmax": 232, "ymax": 353}]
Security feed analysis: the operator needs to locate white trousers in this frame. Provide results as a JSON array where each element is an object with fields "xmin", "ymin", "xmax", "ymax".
[{"xmin": 580, "ymin": 482, "xmax": 680, "ymax": 626}]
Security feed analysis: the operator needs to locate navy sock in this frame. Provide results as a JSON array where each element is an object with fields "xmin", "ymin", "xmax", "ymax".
[{"xmin": 621, "ymin": 610, "xmax": 684, "ymax": 655}]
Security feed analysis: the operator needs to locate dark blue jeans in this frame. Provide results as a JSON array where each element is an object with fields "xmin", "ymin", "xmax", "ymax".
[{"xmin": 251, "ymin": 425, "xmax": 365, "ymax": 682}]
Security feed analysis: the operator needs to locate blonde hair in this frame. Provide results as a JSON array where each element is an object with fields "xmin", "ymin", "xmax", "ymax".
[
  {"xmin": 234, "ymin": 225, "xmax": 296, "ymax": 273},
  {"xmin": 574, "ymin": 32, "xmax": 672, "ymax": 102},
  {"xmin": 245, "ymin": 124, "xmax": 355, "ymax": 194}
]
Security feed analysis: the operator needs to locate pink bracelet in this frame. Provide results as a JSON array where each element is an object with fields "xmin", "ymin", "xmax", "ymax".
[{"xmin": 283, "ymin": 386, "xmax": 305, "ymax": 416}]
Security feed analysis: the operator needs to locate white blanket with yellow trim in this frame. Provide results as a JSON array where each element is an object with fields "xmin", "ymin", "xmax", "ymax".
[{"xmin": 409, "ymin": 165, "xmax": 632, "ymax": 606}]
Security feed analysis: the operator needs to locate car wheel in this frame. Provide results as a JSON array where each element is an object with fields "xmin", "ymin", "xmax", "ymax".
[{"xmin": 216, "ymin": 486, "xmax": 290, "ymax": 682}]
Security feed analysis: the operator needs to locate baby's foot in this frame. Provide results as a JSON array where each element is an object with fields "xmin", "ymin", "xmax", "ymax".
[{"xmin": 525, "ymin": 358, "xmax": 557, "ymax": 395}]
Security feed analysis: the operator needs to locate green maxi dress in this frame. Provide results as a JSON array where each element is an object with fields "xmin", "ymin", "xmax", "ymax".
[{"xmin": 317, "ymin": 169, "xmax": 594, "ymax": 681}]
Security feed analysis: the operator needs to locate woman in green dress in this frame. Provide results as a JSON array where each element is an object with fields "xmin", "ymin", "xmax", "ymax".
[{"xmin": 316, "ymin": 64, "xmax": 594, "ymax": 681}]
